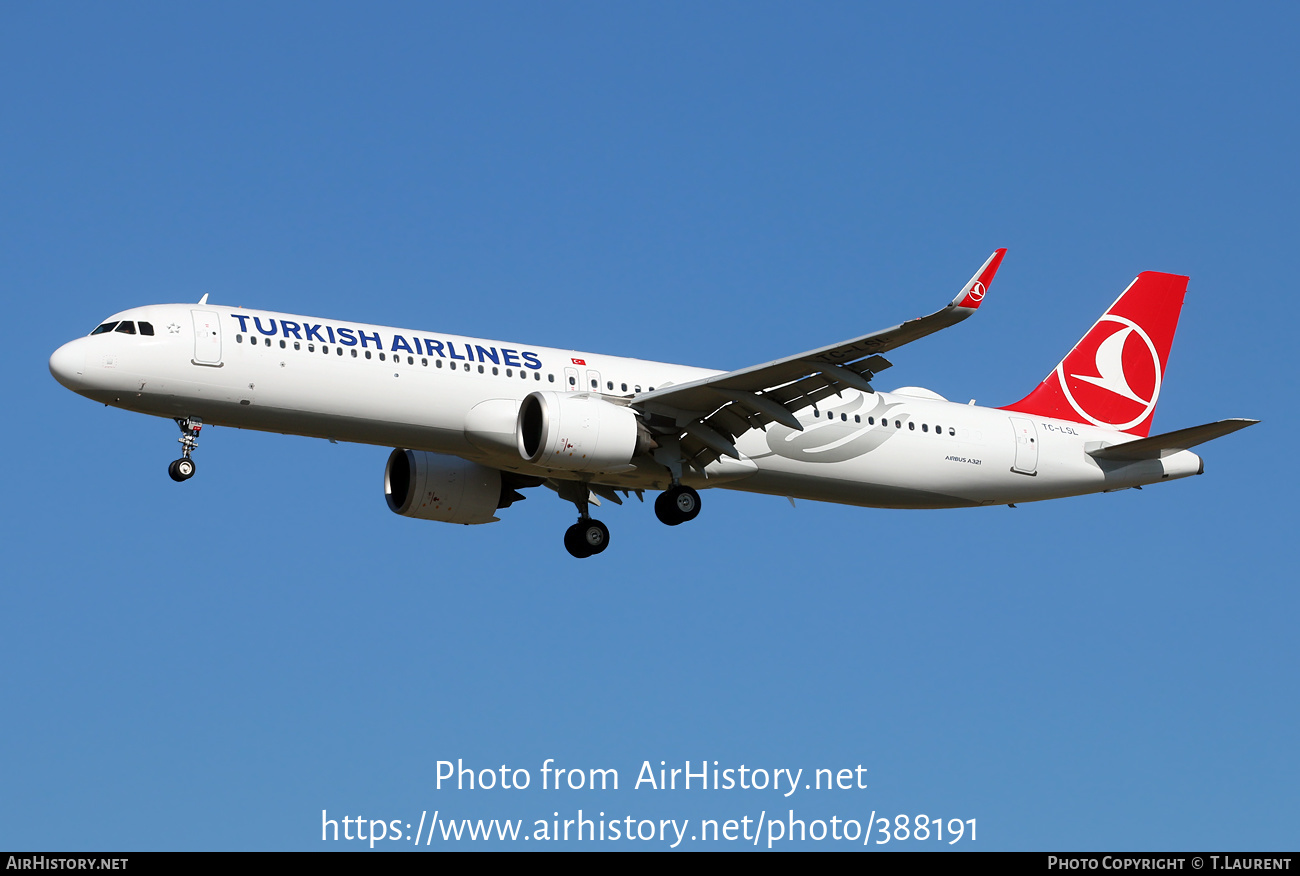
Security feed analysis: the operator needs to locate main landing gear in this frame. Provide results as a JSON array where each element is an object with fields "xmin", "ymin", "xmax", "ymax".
[
  {"xmin": 168, "ymin": 417, "xmax": 202, "ymax": 482},
  {"xmin": 564, "ymin": 518, "xmax": 609, "ymax": 559},
  {"xmin": 555, "ymin": 481, "xmax": 611, "ymax": 559},
  {"xmin": 654, "ymin": 484, "xmax": 700, "ymax": 526},
  {"xmin": 554, "ymin": 481, "xmax": 702, "ymax": 558}
]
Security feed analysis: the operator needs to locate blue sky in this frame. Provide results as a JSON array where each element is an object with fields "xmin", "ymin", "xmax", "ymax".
[{"xmin": 2, "ymin": 2, "xmax": 1295, "ymax": 850}]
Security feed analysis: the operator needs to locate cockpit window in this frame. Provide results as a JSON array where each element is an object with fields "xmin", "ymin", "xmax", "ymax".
[
  {"xmin": 138, "ymin": 322, "xmax": 155, "ymax": 336},
  {"xmin": 114, "ymin": 321, "xmax": 136, "ymax": 334},
  {"xmin": 90, "ymin": 322, "xmax": 119, "ymax": 335}
]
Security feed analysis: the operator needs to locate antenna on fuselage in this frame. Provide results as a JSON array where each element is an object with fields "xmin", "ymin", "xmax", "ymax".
[{"xmin": 197, "ymin": 293, "xmax": 209, "ymax": 305}]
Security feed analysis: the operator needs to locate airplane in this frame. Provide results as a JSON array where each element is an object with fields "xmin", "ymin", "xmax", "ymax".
[{"xmin": 48, "ymin": 250, "xmax": 1257, "ymax": 557}]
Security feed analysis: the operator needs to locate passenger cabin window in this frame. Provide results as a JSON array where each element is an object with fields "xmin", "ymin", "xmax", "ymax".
[{"xmin": 91, "ymin": 322, "xmax": 119, "ymax": 335}]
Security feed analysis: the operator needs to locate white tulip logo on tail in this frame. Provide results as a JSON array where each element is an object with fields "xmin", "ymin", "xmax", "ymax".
[
  {"xmin": 1058, "ymin": 315, "xmax": 1162, "ymax": 431},
  {"xmin": 1001, "ymin": 270, "xmax": 1186, "ymax": 437}
]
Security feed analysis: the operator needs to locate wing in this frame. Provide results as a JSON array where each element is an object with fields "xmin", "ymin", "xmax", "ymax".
[{"xmin": 632, "ymin": 249, "xmax": 1007, "ymax": 471}]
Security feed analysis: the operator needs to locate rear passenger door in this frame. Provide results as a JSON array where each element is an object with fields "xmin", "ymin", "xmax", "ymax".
[{"xmin": 1009, "ymin": 417, "xmax": 1038, "ymax": 475}]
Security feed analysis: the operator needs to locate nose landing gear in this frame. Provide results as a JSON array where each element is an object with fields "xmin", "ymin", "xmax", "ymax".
[{"xmin": 168, "ymin": 417, "xmax": 202, "ymax": 482}]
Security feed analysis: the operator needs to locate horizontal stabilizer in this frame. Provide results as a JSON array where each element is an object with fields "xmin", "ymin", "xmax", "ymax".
[{"xmin": 1087, "ymin": 418, "xmax": 1258, "ymax": 460}]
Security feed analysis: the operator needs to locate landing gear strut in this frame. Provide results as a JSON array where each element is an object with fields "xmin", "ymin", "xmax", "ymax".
[
  {"xmin": 169, "ymin": 417, "xmax": 202, "ymax": 482},
  {"xmin": 655, "ymin": 484, "xmax": 701, "ymax": 526}
]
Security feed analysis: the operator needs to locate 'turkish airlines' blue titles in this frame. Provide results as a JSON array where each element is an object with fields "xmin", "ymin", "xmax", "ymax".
[
  {"xmin": 228, "ymin": 313, "xmax": 546, "ymax": 371},
  {"xmin": 49, "ymin": 250, "xmax": 1257, "ymax": 557}
]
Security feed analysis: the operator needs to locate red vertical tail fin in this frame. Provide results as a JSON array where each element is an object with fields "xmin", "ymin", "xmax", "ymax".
[{"xmin": 1001, "ymin": 272, "xmax": 1187, "ymax": 437}]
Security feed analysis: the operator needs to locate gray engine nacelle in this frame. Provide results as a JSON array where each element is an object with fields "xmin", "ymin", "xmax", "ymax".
[
  {"xmin": 385, "ymin": 449, "xmax": 505, "ymax": 525},
  {"xmin": 516, "ymin": 391, "xmax": 651, "ymax": 474}
]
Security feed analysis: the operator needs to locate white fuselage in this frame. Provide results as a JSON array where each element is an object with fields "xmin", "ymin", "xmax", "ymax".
[{"xmin": 49, "ymin": 303, "xmax": 1203, "ymax": 509}]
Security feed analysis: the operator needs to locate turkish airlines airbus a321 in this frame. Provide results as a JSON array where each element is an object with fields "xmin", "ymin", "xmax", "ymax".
[{"xmin": 49, "ymin": 250, "xmax": 1256, "ymax": 557}]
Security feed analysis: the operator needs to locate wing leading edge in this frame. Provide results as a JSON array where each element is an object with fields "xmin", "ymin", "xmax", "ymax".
[{"xmin": 632, "ymin": 249, "xmax": 1007, "ymax": 471}]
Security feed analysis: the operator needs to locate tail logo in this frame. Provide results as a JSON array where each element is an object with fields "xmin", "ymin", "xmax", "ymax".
[
  {"xmin": 1058, "ymin": 315, "xmax": 1162, "ymax": 431},
  {"xmin": 966, "ymin": 281, "xmax": 986, "ymax": 302}
]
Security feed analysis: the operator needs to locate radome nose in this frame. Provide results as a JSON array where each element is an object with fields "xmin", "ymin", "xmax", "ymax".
[{"xmin": 49, "ymin": 340, "xmax": 86, "ymax": 389}]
